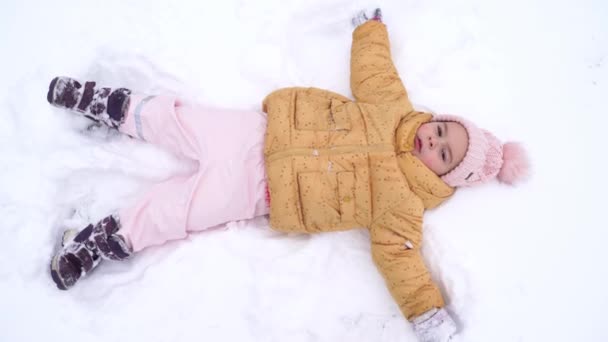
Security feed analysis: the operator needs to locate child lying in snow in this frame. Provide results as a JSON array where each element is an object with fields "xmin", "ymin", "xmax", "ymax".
[{"xmin": 46, "ymin": 9, "xmax": 529, "ymax": 342}]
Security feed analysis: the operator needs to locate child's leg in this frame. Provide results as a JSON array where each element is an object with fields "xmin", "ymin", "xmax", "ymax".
[
  {"xmin": 51, "ymin": 164, "xmax": 267, "ymax": 290},
  {"xmin": 47, "ymin": 77, "xmax": 201, "ymax": 160},
  {"xmin": 47, "ymin": 76, "xmax": 265, "ymax": 164}
]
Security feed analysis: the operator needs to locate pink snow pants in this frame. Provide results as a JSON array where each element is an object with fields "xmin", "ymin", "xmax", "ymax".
[{"xmin": 116, "ymin": 95, "xmax": 269, "ymax": 252}]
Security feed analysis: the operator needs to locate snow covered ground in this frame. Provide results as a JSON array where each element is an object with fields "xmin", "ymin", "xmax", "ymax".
[{"xmin": 1, "ymin": 0, "xmax": 607, "ymax": 341}]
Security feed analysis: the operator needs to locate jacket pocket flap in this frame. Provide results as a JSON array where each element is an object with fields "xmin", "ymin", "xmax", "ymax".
[{"xmin": 329, "ymin": 99, "xmax": 352, "ymax": 131}]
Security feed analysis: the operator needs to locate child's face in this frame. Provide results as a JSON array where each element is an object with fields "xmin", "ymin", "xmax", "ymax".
[{"xmin": 412, "ymin": 121, "xmax": 469, "ymax": 176}]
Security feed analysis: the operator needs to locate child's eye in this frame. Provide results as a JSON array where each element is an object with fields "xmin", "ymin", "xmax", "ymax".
[{"xmin": 437, "ymin": 126, "xmax": 443, "ymax": 137}]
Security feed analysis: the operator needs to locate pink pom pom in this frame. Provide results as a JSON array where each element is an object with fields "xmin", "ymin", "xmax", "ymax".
[{"xmin": 497, "ymin": 142, "xmax": 530, "ymax": 185}]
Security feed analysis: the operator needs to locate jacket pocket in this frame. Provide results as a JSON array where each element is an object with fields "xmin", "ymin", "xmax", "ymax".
[
  {"xmin": 295, "ymin": 96, "xmax": 351, "ymax": 131},
  {"xmin": 297, "ymin": 171, "xmax": 356, "ymax": 229}
]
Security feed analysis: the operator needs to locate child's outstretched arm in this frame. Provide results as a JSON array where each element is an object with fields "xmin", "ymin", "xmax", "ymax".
[
  {"xmin": 350, "ymin": 9, "xmax": 412, "ymax": 108},
  {"xmin": 371, "ymin": 208, "xmax": 457, "ymax": 341}
]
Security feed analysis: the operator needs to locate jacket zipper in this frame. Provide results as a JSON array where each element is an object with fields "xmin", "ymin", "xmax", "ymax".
[{"xmin": 266, "ymin": 144, "xmax": 394, "ymax": 163}]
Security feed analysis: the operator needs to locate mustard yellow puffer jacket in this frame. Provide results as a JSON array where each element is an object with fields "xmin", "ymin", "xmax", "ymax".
[{"xmin": 262, "ymin": 20, "xmax": 455, "ymax": 320}]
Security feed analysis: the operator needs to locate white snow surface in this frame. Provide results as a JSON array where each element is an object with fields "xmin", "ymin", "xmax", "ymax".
[{"xmin": 1, "ymin": 0, "xmax": 607, "ymax": 341}]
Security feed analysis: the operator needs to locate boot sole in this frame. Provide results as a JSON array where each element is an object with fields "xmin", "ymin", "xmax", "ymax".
[
  {"xmin": 50, "ymin": 254, "xmax": 68, "ymax": 290},
  {"xmin": 47, "ymin": 77, "xmax": 58, "ymax": 104}
]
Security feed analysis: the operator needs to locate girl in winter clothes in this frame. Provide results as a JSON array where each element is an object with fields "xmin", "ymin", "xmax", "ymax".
[{"xmin": 46, "ymin": 9, "xmax": 528, "ymax": 342}]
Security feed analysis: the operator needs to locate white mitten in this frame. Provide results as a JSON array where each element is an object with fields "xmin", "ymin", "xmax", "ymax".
[
  {"xmin": 351, "ymin": 8, "xmax": 382, "ymax": 27},
  {"xmin": 412, "ymin": 308, "xmax": 457, "ymax": 342}
]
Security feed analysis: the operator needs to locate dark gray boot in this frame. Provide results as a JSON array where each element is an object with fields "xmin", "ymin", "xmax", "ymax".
[
  {"xmin": 47, "ymin": 76, "xmax": 131, "ymax": 128},
  {"xmin": 50, "ymin": 215, "xmax": 133, "ymax": 290}
]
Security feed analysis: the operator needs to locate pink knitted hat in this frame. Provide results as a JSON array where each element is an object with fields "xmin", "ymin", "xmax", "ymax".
[{"xmin": 433, "ymin": 115, "xmax": 530, "ymax": 187}]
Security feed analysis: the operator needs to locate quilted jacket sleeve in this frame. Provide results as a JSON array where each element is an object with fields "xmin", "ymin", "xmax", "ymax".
[
  {"xmin": 350, "ymin": 20, "xmax": 411, "ymax": 107},
  {"xmin": 370, "ymin": 206, "xmax": 445, "ymax": 320}
]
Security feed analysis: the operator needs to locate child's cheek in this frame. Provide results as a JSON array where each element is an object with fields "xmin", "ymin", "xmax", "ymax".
[{"xmin": 420, "ymin": 155, "xmax": 439, "ymax": 172}]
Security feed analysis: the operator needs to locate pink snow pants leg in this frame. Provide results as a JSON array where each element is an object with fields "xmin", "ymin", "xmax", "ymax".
[{"xmin": 116, "ymin": 95, "xmax": 269, "ymax": 252}]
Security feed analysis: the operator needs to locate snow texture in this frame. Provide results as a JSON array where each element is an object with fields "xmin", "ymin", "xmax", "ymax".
[{"xmin": 1, "ymin": 0, "xmax": 607, "ymax": 341}]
